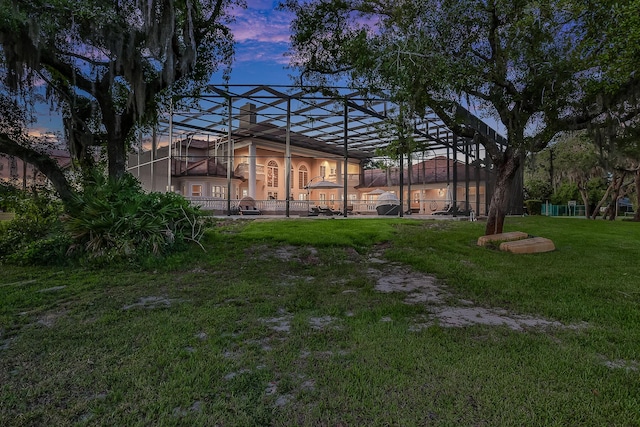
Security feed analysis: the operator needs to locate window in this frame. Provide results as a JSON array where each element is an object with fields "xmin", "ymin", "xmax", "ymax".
[
  {"xmin": 319, "ymin": 193, "xmax": 326, "ymax": 202},
  {"xmin": 267, "ymin": 160, "xmax": 278, "ymax": 187},
  {"xmin": 299, "ymin": 193, "xmax": 307, "ymax": 201},
  {"xmin": 298, "ymin": 165, "xmax": 308, "ymax": 189},
  {"xmin": 191, "ymin": 184, "xmax": 202, "ymax": 197},
  {"xmin": 319, "ymin": 165, "xmax": 326, "ymax": 178},
  {"xmin": 268, "ymin": 191, "xmax": 278, "ymax": 200},
  {"xmin": 212, "ymin": 186, "xmax": 225, "ymax": 198}
]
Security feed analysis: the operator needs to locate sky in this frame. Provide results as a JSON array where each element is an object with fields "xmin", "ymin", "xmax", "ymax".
[
  {"xmin": 32, "ymin": 1, "xmax": 295, "ymax": 138},
  {"xmin": 29, "ymin": 2, "xmax": 503, "ymax": 138},
  {"xmin": 212, "ymin": 1, "xmax": 295, "ymax": 85}
]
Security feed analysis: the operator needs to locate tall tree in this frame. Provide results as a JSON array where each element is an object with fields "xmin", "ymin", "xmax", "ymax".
[
  {"xmin": 581, "ymin": 0, "xmax": 640, "ymax": 219},
  {"xmin": 549, "ymin": 133, "xmax": 604, "ymax": 218},
  {"xmin": 0, "ymin": 0, "xmax": 240, "ymax": 184},
  {"xmin": 283, "ymin": 0, "xmax": 631, "ymax": 234}
]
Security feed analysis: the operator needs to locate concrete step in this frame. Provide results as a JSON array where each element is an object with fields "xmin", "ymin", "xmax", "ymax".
[
  {"xmin": 499, "ymin": 237, "xmax": 555, "ymax": 254},
  {"xmin": 477, "ymin": 231, "xmax": 528, "ymax": 246}
]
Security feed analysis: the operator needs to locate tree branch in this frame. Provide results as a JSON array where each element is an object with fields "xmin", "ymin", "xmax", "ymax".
[{"xmin": 0, "ymin": 132, "xmax": 74, "ymax": 203}]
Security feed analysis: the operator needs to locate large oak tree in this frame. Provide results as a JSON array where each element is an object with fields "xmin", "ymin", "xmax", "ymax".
[
  {"xmin": 582, "ymin": 0, "xmax": 640, "ymax": 220},
  {"xmin": 283, "ymin": 0, "xmax": 635, "ymax": 234},
  {"xmin": 0, "ymin": 0, "xmax": 240, "ymax": 202}
]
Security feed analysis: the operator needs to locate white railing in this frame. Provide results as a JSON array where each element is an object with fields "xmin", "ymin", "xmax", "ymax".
[
  {"xmin": 188, "ymin": 197, "xmax": 228, "ymax": 211},
  {"xmin": 187, "ymin": 197, "xmax": 474, "ymax": 215}
]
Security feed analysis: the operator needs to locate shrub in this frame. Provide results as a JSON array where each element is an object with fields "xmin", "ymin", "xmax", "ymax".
[
  {"xmin": 524, "ymin": 179, "xmax": 552, "ymax": 201},
  {"xmin": 0, "ymin": 181, "xmax": 21, "ymax": 212},
  {"xmin": 5, "ymin": 233, "xmax": 73, "ymax": 266},
  {"xmin": 63, "ymin": 172, "xmax": 204, "ymax": 260},
  {"xmin": 0, "ymin": 189, "xmax": 67, "ymax": 264},
  {"xmin": 524, "ymin": 199, "xmax": 543, "ymax": 215}
]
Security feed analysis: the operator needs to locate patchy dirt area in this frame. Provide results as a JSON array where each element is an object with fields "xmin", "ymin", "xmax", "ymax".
[
  {"xmin": 122, "ymin": 296, "xmax": 183, "ymax": 310},
  {"xmin": 599, "ymin": 356, "xmax": 639, "ymax": 372},
  {"xmin": 366, "ymin": 246, "xmax": 584, "ymax": 332}
]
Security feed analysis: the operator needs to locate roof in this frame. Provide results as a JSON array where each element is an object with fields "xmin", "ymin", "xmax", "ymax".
[
  {"xmin": 157, "ymin": 84, "xmax": 506, "ymax": 162},
  {"xmin": 360, "ymin": 156, "xmax": 488, "ymax": 188},
  {"xmin": 174, "ymin": 157, "xmax": 238, "ymax": 179}
]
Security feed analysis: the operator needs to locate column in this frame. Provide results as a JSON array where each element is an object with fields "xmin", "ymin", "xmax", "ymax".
[{"xmin": 249, "ymin": 142, "xmax": 256, "ymax": 199}]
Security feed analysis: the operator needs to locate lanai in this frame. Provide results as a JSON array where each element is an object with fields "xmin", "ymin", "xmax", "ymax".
[{"xmin": 128, "ymin": 84, "xmax": 521, "ymax": 217}]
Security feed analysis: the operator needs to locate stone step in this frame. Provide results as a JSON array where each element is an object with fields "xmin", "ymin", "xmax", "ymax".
[
  {"xmin": 477, "ymin": 231, "xmax": 528, "ymax": 246},
  {"xmin": 499, "ymin": 237, "xmax": 555, "ymax": 254}
]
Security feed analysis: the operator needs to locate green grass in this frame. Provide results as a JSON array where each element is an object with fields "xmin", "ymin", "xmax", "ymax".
[{"xmin": 1, "ymin": 216, "xmax": 639, "ymax": 426}]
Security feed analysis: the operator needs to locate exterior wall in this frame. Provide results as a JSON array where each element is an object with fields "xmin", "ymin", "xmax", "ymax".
[
  {"xmin": 129, "ymin": 148, "xmax": 170, "ymax": 192},
  {"xmin": 232, "ymin": 145, "xmax": 361, "ymax": 205},
  {"xmin": 126, "ymin": 139, "xmax": 501, "ymax": 217}
]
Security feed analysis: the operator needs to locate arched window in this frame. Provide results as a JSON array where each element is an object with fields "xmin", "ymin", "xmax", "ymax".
[
  {"xmin": 298, "ymin": 165, "xmax": 308, "ymax": 189},
  {"xmin": 267, "ymin": 160, "xmax": 279, "ymax": 188}
]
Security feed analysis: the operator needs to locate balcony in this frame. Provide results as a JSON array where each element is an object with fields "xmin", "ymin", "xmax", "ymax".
[{"xmin": 235, "ymin": 163, "xmax": 265, "ymax": 181}]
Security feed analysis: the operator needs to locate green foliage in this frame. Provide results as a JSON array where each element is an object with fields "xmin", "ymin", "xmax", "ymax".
[
  {"xmin": 283, "ymin": 0, "xmax": 610, "ymax": 234},
  {"xmin": 0, "ymin": 173, "xmax": 207, "ymax": 266},
  {"xmin": 523, "ymin": 179, "xmax": 552, "ymax": 201},
  {"xmin": 0, "ymin": 188, "xmax": 67, "ymax": 265},
  {"xmin": 550, "ymin": 183, "xmax": 580, "ymax": 205},
  {"xmin": 1, "ymin": 0, "xmax": 241, "ymax": 180},
  {"xmin": 0, "ymin": 181, "xmax": 21, "ymax": 212},
  {"xmin": 63, "ymin": 172, "xmax": 204, "ymax": 260},
  {"xmin": 4, "ymin": 233, "xmax": 72, "ymax": 266},
  {"xmin": 524, "ymin": 199, "xmax": 542, "ymax": 215}
]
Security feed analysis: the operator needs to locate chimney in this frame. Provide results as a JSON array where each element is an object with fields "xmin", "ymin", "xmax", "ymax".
[{"xmin": 239, "ymin": 102, "xmax": 257, "ymax": 128}]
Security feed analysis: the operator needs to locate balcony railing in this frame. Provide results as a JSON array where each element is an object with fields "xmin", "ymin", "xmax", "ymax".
[{"xmin": 235, "ymin": 163, "xmax": 265, "ymax": 179}]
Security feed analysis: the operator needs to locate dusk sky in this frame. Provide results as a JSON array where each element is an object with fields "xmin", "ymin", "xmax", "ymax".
[
  {"xmin": 34, "ymin": 1, "xmax": 295, "ymax": 137},
  {"xmin": 213, "ymin": 0, "xmax": 295, "ymax": 85}
]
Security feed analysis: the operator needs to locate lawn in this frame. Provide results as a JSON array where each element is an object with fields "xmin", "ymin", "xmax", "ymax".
[{"xmin": 0, "ymin": 216, "xmax": 638, "ymax": 426}]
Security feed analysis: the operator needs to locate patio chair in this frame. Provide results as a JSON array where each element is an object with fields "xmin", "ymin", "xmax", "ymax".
[{"xmin": 238, "ymin": 196, "xmax": 261, "ymax": 215}]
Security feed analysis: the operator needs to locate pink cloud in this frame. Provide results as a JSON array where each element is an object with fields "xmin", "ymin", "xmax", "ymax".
[
  {"xmin": 233, "ymin": 41, "xmax": 289, "ymax": 65},
  {"xmin": 230, "ymin": 5, "xmax": 293, "ymax": 44}
]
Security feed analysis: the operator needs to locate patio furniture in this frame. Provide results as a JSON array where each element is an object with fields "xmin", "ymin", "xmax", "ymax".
[
  {"xmin": 317, "ymin": 205, "xmax": 335, "ymax": 216},
  {"xmin": 238, "ymin": 196, "xmax": 261, "ymax": 215},
  {"xmin": 375, "ymin": 192, "xmax": 400, "ymax": 216}
]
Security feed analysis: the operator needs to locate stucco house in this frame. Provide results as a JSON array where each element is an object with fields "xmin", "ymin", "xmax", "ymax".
[{"xmin": 127, "ymin": 86, "xmax": 516, "ymax": 216}]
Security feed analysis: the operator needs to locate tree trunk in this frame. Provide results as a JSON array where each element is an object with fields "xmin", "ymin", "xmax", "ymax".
[
  {"xmin": 99, "ymin": 88, "xmax": 135, "ymax": 180},
  {"xmin": 590, "ymin": 177, "xmax": 615, "ymax": 219},
  {"xmin": 0, "ymin": 133, "xmax": 75, "ymax": 204},
  {"xmin": 107, "ymin": 134, "xmax": 127, "ymax": 180},
  {"xmin": 607, "ymin": 173, "xmax": 628, "ymax": 220},
  {"xmin": 484, "ymin": 153, "xmax": 521, "ymax": 235},
  {"xmin": 578, "ymin": 184, "xmax": 591, "ymax": 218}
]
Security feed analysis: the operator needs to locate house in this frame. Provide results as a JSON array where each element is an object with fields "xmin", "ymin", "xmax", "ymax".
[
  {"xmin": 129, "ymin": 103, "xmax": 367, "ymax": 215},
  {"xmin": 128, "ymin": 95, "xmax": 513, "ymax": 216},
  {"xmin": 0, "ymin": 148, "xmax": 72, "ymax": 190}
]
